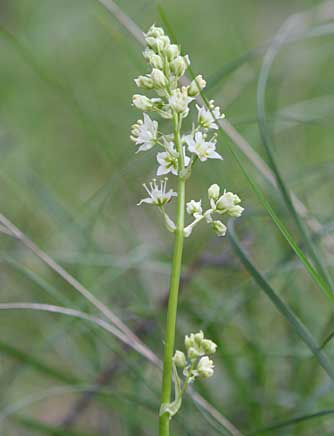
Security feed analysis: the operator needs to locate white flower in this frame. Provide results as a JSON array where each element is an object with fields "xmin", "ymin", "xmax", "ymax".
[
  {"xmin": 143, "ymin": 48, "xmax": 164, "ymax": 69},
  {"xmin": 151, "ymin": 69, "xmax": 168, "ymax": 88},
  {"xmin": 188, "ymin": 75, "xmax": 206, "ymax": 97},
  {"xmin": 170, "ymin": 56, "xmax": 188, "ymax": 77},
  {"xmin": 156, "ymin": 143, "xmax": 190, "ymax": 176},
  {"xmin": 197, "ymin": 356, "xmax": 215, "ymax": 379},
  {"xmin": 132, "ymin": 94, "xmax": 153, "ymax": 111},
  {"xmin": 208, "ymin": 184, "xmax": 220, "ymax": 201},
  {"xmin": 168, "ymin": 88, "xmax": 192, "ymax": 115},
  {"xmin": 173, "ymin": 350, "xmax": 186, "ymax": 368},
  {"xmin": 145, "ymin": 24, "xmax": 165, "ymax": 39},
  {"xmin": 196, "ymin": 100, "xmax": 225, "ymax": 130},
  {"xmin": 131, "ymin": 114, "xmax": 158, "ymax": 152},
  {"xmin": 201, "ymin": 339, "xmax": 217, "ymax": 355},
  {"xmin": 215, "ymin": 191, "xmax": 244, "ymax": 218},
  {"xmin": 186, "ymin": 200, "xmax": 202, "ymax": 219},
  {"xmin": 211, "ymin": 220, "xmax": 227, "ymax": 237},
  {"xmin": 166, "ymin": 44, "xmax": 180, "ymax": 61},
  {"xmin": 138, "ymin": 178, "xmax": 177, "ymax": 206},
  {"xmin": 134, "ymin": 75, "xmax": 154, "ymax": 89},
  {"xmin": 184, "ymin": 131, "xmax": 222, "ymax": 162}
]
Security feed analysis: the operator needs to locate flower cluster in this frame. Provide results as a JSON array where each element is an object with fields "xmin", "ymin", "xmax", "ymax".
[
  {"xmin": 174, "ymin": 331, "xmax": 217, "ymax": 381},
  {"xmin": 184, "ymin": 184, "xmax": 244, "ymax": 237},
  {"xmin": 160, "ymin": 331, "xmax": 217, "ymax": 419},
  {"xmin": 131, "ymin": 25, "xmax": 243, "ymax": 237}
]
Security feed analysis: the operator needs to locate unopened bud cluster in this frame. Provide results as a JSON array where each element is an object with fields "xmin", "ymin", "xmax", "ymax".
[
  {"xmin": 131, "ymin": 24, "xmax": 243, "ymax": 237},
  {"xmin": 173, "ymin": 331, "xmax": 217, "ymax": 382}
]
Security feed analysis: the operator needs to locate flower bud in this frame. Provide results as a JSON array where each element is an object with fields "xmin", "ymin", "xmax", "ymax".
[
  {"xmin": 216, "ymin": 191, "xmax": 240, "ymax": 211},
  {"xmin": 188, "ymin": 75, "xmax": 206, "ymax": 97},
  {"xmin": 228, "ymin": 205, "xmax": 244, "ymax": 217},
  {"xmin": 194, "ymin": 331, "xmax": 204, "ymax": 346},
  {"xmin": 166, "ymin": 44, "xmax": 180, "ymax": 60},
  {"xmin": 173, "ymin": 350, "xmax": 186, "ymax": 368},
  {"xmin": 197, "ymin": 356, "xmax": 214, "ymax": 379},
  {"xmin": 170, "ymin": 56, "xmax": 187, "ymax": 77},
  {"xmin": 151, "ymin": 68, "xmax": 168, "ymax": 88},
  {"xmin": 132, "ymin": 94, "xmax": 153, "ymax": 111},
  {"xmin": 134, "ymin": 75, "xmax": 154, "ymax": 89},
  {"xmin": 145, "ymin": 24, "xmax": 165, "ymax": 38},
  {"xmin": 188, "ymin": 346, "xmax": 201, "ymax": 360},
  {"xmin": 185, "ymin": 334, "xmax": 194, "ymax": 350},
  {"xmin": 150, "ymin": 54, "xmax": 164, "ymax": 69},
  {"xmin": 211, "ymin": 220, "xmax": 227, "ymax": 237},
  {"xmin": 186, "ymin": 200, "xmax": 202, "ymax": 218},
  {"xmin": 201, "ymin": 339, "xmax": 217, "ymax": 355},
  {"xmin": 208, "ymin": 184, "xmax": 220, "ymax": 201}
]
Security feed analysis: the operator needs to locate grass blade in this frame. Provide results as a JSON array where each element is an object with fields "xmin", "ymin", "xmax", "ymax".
[{"xmin": 227, "ymin": 220, "xmax": 334, "ymax": 382}]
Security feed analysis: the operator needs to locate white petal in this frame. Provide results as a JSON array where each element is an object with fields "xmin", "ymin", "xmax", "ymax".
[
  {"xmin": 157, "ymin": 165, "xmax": 171, "ymax": 176},
  {"xmin": 209, "ymin": 151, "xmax": 223, "ymax": 160},
  {"xmin": 137, "ymin": 198, "xmax": 153, "ymax": 205}
]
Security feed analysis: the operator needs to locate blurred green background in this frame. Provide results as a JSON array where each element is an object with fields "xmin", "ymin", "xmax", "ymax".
[{"xmin": 0, "ymin": 0, "xmax": 333, "ymax": 434}]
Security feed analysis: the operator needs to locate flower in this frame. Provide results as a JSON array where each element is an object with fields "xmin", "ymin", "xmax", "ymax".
[
  {"xmin": 211, "ymin": 220, "xmax": 227, "ymax": 237},
  {"xmin": 197, "ymin": 356, "xmax": 215, "ymax": 378},
  {"xmin": 208, "ymin": 184, "xmax": 220, "ymax": 201},
  {"xmin": 166, "ymin": 44, "xmax": 180, "ymax": 61},
  {"xmin": 173, "ymin": 350, "xmax": 186, "ymax": 368},
  {"xmin": 138, "ymin": 178, "xmax": 177, "ymax": 206},
  {"xmin": 196, "ymin": 100, "xmax": 225, "ymax": 130},
  {"xmin": 168, "ymin": 88, "xmax": 192, "ymax": 115},
  {"xmin": 170, "ymin": 56, "xmax": 188, "ymax": 77},
  {"xmin": 184, "ymin": 131, "xmax": 222, "ymax": 161},
  {"xmin": 188, "ymin": 75, "xmax": 206, "ymax": 97},
  {"xmin": 132, "ymin": 94, "xmax": 153, "ymax": 111},
  {"xmin": 151, "ymin": 68, "xmax": 168, "ymax": 88},
  {"xmin": 131, "ymin": 114, "xmax": 158, "ymax": 152},
  {"xmin": 201, "ymin": 339, "xmax": 217, "ymax": 355},
  {"xmin": 134, "ymin": 75, "xmax": 154, "ymax": 89},
  {"xmin": 215, "ymin": 190, "xmax": 244, "ymax": 217},
  {"xmin": 156, "ymin": 144, "xmax": 190, "ymax": 176},
  {"xmin": 186, "ymin": 200, "xmax": 202, "ymax": 219}
]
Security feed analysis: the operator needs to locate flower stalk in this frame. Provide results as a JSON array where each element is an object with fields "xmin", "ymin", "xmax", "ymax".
[{"xmin": 159, "ymin": 113, "xmax": 185, "ymax": 435}]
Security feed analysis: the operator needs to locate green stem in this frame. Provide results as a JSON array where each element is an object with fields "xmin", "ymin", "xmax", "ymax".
[{"xmin": 159, "ymin": 113, "xmax": 185, "ymax": 436}]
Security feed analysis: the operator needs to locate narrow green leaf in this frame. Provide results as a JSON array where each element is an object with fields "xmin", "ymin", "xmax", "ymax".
[
  {"xmin": 228, "ymin": 220, "xmax": 334, "ymax": 383},
  {"xmin": 248, "ymin": 409, "xmax": 334, "ymax": 435},
  {"xmin": 12, "ymin": 414, "xmax": 95, "ymax": 436}
]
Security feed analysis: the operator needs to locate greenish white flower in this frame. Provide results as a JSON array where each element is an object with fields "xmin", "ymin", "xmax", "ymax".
[
  {"xmin": 211, "ymin": 220, "xmax": 227, "ymax": 237},
  {"xmin": 188, "ymin": 75, "xmax": 206, "ymax": 97},
  {"xmin": 166, "ymin": 44, "xmax": 180, "ymax": 61},
  {"xmin": 184, "ymin": 131, "xmax": 222, "ymax": 161},
  {"xmin": 197, "ymin": 356, "xmax": 215, "ymax": 379},
  {"xmin": 151, "ymin": 68, "xmax": 168, "ymax": 88},
  {"xmin": 173, "ymin": 350, "xmax": 186, "ymax": 368},
  {"xmin": 215, "ymin": 190, "xmax": 244, "ymax": 217},
  {"xmin": 208, "ymin": 184, "xmax": 220, "ymax": 202},
  {"xmin": 201, "ymin": 339, "xmax": 218, "ymax": 355},
  {"xmin": 132, "ymin": 94, "xmax": 153, "ymax": 111},
  {"xmin": 138, "ymin": 178, "xmax": 177, "ymax": 206},
  {"xmin": 197, "ymin": 100, "xmax": 225, "ymax": 130},
  {"xmin": 134, "ymin": 75, "xmax": 154, "ymax": 89},
  {"xmin": 170, "ymin": 56, "xmax": 188, "ymax": 77},
  {"xmin": 131, "ymin": 114, "xmax": 158, "ymax": 152},
  {"xmin": 186, "ymin": 200, "xmax": 202, "ymax": 219},
  {"xmin": 168, "ymin": 88, "xmax": 193, "ymax": 116},
  {"xmin": 156, "ymin": 144, "xmax": 190, "ymax": 176}
]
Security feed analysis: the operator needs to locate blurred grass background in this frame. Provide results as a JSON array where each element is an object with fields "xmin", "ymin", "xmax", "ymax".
[{"xmin": 0, "ymin": 0, "xmax": 334, "ymax": 434}]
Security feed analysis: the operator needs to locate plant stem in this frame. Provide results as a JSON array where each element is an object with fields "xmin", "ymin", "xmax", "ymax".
[{"xmin": 159, "ymin": 114, "xmax": 185, "ymax": 436}]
